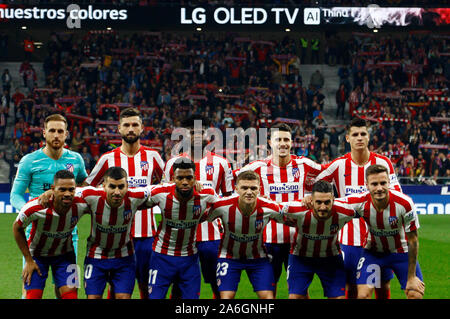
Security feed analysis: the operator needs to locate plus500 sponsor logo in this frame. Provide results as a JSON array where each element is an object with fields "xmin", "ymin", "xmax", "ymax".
[
  {"xmin": 128, "ymin": 177, "xmax": 148, "ymax": 187},
  {"xmin": 345, "ymin": 186, "xmax": 367, "ymax": 195},
  {"xmin": 415, "ymin": 203, "xmax": 450, "ymax": 215},
  {"xmin": 269, "ymin": 183, "xmax": 299, "ymax": 194}
]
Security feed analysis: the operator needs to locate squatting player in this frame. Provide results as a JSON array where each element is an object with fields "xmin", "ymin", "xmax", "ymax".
[
  {"xmin": 164, "ymin": 115, "xmax": 233, "ymax": 298},
  {"xmin": 84, "ymin": 107, "xmax": 164, "ymax": 299},
  {"xmin": 40, "ymin": 167, "xmax": 155, "ymax": 299},
  {"xmin": 146, "ymin": 158, "xmax": 218, "ymax": 299},
  {"xmin": 10, "ymin": 114, "xmax": 87, "ymax": 298},
  {"xmin": 13, "ymin": 170, "xmax": 90, "ymax": 299},
  {"xmin": 281, "ymin": 180, "xmax": 361, "ymax": 299},
  {"xmin": 342, "ymin": 165, "xmax": 425, "ymax": 299},
  {"xmin": 206, "ymin": 170, "xmax": 285, "ymax": 299}
]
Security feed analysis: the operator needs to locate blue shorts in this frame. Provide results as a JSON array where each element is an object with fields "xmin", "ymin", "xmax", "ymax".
[
  {"xmin": 24, "ymin": 252, "xmax": 79, "ymax": 291},
  {"xmin": 83, "ymin": 255, "xmax": 136, "ymax": 296},
  {"xmin": 148, "ymin": 251, "xmax": 201, "ymax": 299},
  {"xmin": 264, "ymin": 243, "xmax": 290, "ymax": 283},
  {"xmin": 197, "ymin": 240, "xmax": 220, "ymax": 284},
  {"xmin": 216, "ymin": 257, "xmax": 275, "ymax": 293},
  {"xmin": 356, "ymin": 250, "xmax": 423, "ymax": 290},
  {"xmin": 341, "ymin": 244, "xmax": 394, "ymax": 284},
  {"xmin": 133, "ymin": 237, "xmax": 154, "ymax": 285},
  {"xmin": 287, "ymin": 254, "xmax": 346, "ymax": 298}
]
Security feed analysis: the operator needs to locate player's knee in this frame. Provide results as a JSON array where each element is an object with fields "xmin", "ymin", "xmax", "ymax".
[
  {"xmin": 406, "ymin": 290, "xmax": 423, "ymax": 299},
  {"xmin": 356, "ymin": 287, "xmax": 372, "ymax": 299}
]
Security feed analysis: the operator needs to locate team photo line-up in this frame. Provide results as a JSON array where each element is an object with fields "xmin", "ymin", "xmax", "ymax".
[{"xmin": 11, "ymin": 108, "xmax": 424, "ymax": 299}]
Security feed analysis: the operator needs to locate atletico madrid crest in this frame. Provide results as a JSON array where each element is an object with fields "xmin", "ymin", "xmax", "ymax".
[
  {"xmin": 205, "ymin": 164, "xmax": 214, "ymax": 175},
  {"xmin": 255, "ymin": 219, "xmax": 264, "ymax": 232},
  {"xmin": 292, "ymin": 167, "xmax": 300, "ymax": 179},
  {"xmin": 388, "ymin": 216, "xmax": 398, "ymax": 228},
  {"xmin": 140, "ymin": 161, "xmax": 149, "ymax": 171},
  {"xmin": 330, "ymin": 224, "xmax": 339, "ymax": 234},
  {"xmin": 123, "ymin": 210, "xmax": 132, "ymax": 222},
  {"xmin": 193, "ymin": 205, "xmax": 202, "ymax": 218},
  {"xmin": 66, "ymin": 163, "xmax": 74, "ymax": 173}
]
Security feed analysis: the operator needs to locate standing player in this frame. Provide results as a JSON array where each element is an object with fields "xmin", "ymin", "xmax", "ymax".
[
  {"xmin": 206, "ymin": 171, "xmax": 285, "ymax": 299},
  {"xmin": 281, "ymin": 181, "xmax": 360, "ymax": 299},
  {"xmin": 13, "ymin": 170, "xmax": 90, "ymax": 299},
  {"xmin": 164, "ymin": 115, "xmax": 233, "ymax": 298},
  {"xmin": 84, "ymin": 107, "xmax": 164, "ymax": 299},
  {"xmin": 313, "ymin": 117, "xmax": 401, "ymax": 299},
  {"xmin": 237, "ymin": 122, "xmax": 324, "ymax": 294},
  {"xmin": 10, "ymin": 114, "xmax": 88, "ymax": 298},
  {"xmin": 147, "ymin": 158, "xmax": 219, "ymax": 299},
  {"xmin": 342, "ymin": 165, "xmax": 424, "ymax": 299}
]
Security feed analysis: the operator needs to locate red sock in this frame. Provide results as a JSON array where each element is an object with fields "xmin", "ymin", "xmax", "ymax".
[
  {"xmin": 26, "ymin": 289, "xmax": 43, "ymax": 299},
  {"xmin": 375, "ymin": 288, "xmax": 391, "ymax": 299},
  {"xmin": 139, "ymin": 290, "xmax": 147, "ymax": 300},
  {"xmin": 61, "ymin": 290, "xmax": 78, "ymax": 299},
  {"xmin": 107, "ymin": 287, "xmax": 114, "ymax": 299}
]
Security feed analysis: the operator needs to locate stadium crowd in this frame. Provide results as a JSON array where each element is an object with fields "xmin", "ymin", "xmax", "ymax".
[{"xmin": 1, "ymin": 28, "xmax": 449, "ymax": 186}]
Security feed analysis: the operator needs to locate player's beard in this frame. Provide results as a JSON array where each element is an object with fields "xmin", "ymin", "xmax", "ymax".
[
  {"xmin": 122, "ymin": 133, "xmax": 140, "ymax": 144},
  {"xmin": 46, "ymin": 138, "xmax": 64, "ymax": 151},
  {"xmin": 176, "ymin": 186, "xmax": 193, "ymax": 199}
]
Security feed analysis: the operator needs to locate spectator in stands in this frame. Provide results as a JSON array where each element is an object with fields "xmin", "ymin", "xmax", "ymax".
[
  {"xmin": 1, "ymin": 69, "xmax": 12, "ymax": 93},
  {"xmin": 80, "ymin": 145, "xmax": 95, "ymax": 172},
  {"xmin": 335, "ymin": 83, "xmax": 347, "ymax": 119},
  {"xmin": 0, "ymin": 151, "xmax": 9, "ymax": 183},
  {"xmin": 309, "ymin": 69, "xmax": 324, "ymax": 90}
]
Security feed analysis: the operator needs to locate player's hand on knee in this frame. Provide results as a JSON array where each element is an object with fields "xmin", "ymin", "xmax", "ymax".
[
  {"xmin": 405, "ymin": 276, "xmax": 425, "ymax": 296},
  {"xmin": 22, "ymin": 260, "xmax": 42, "ymax": 285},
  {"xmin": 38, "ymin": 190, "xmax": 54, "ymax": 207}
]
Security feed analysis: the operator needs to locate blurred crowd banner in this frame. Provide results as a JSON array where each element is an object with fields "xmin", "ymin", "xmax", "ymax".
[
  {"xmin": 0, "ymin": 185, "xmax": 448, "ymax": 214},
  {"xmin": 0, "ymin": 4, "xmax": 449, "ymax": 30}
]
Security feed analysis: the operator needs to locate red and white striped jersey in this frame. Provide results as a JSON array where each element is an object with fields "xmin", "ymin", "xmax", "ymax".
[
  {"xmin": 79, "ymin": 186, "xmax": 152, "ymax": 259},
  {"xmin": 148, "ymin": 184, "xmax": 218, "ymax": 256},
  {"xmin": 85, "ymin": 146, "xmax": 164, "ymax": 238},
  {"xmin": 315, "ymin": 152, "xmax": 401, "ymax": 247},
  {"xmin": 340, "ymin": 190, "xmax": 419, "ymax": 254},
  {"xmin": 207, "ymin": 194, "xmax": 284, "ymax": 259},
  {"xmin": 238, "ymin": 155, "xmax": 324, "ymax": 244},
  {"xmin": 283, "ymin": 201, "xmax": 357, "ymax": 258},
  {"xmin": 163, "ymin": 152, "xmax": 233, "ymax": 242},
  {"xmin": 16, "ymin": 197, "xmax": 90, "ymax": 257}
]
